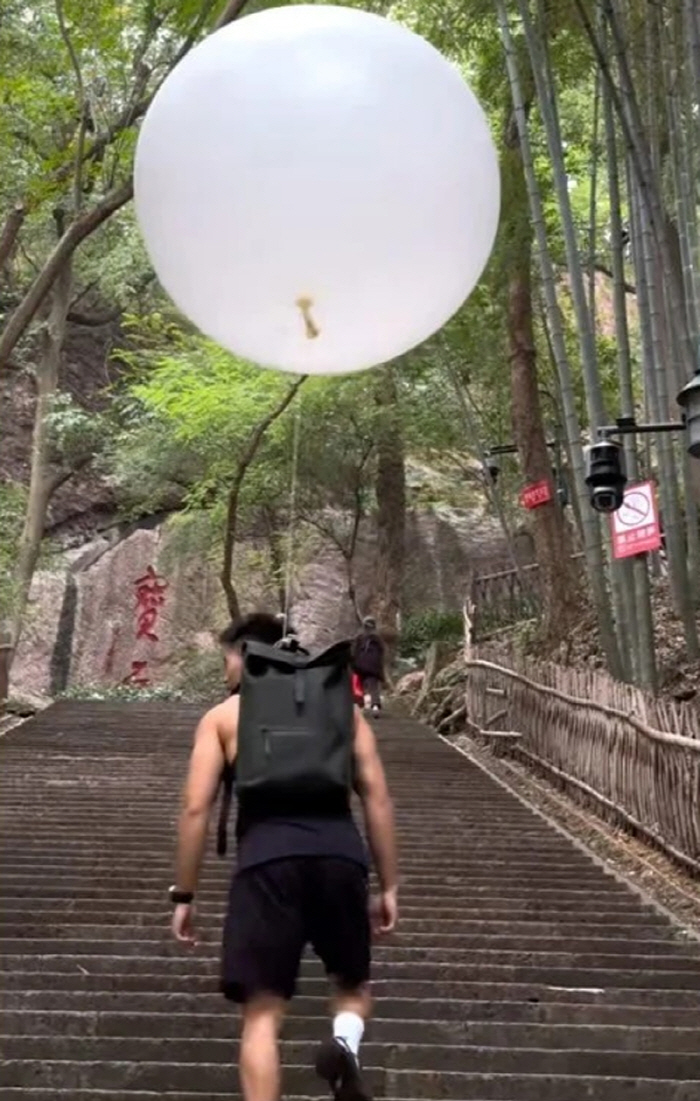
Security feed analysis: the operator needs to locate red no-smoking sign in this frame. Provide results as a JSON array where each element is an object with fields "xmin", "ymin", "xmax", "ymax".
[{"xmin": 610, "ymin": 481, "xmax": 661, "ymax": 559}]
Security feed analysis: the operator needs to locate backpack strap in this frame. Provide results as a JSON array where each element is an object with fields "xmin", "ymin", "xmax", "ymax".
[{"xmin": 216, "ymin": 761, "xmax": 235, "ymax": 857}]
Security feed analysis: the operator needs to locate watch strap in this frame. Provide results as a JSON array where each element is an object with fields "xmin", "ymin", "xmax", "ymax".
[{"xmin": 169, "ymin": 885, "xmax": 194, "ymax": 905}]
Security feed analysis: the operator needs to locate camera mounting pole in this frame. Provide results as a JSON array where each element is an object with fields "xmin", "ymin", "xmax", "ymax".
[
  {"xmin": 485, "ymin": 439, "xmax": 560, "ymax": 456},
  {"xmin": 596, "ymin": 416, "xmax": 686, "ymax": 440}
]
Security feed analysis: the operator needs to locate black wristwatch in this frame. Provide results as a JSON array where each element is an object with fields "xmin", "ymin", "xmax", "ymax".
[{"xmin": 169, "ymin": 885, "xmax": 195, "ymax": 905}]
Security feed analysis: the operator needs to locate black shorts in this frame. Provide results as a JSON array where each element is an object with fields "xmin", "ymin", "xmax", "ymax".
[{"xmin": 221, "ymin": 856, "xmax": 371, "ymax": 1003}]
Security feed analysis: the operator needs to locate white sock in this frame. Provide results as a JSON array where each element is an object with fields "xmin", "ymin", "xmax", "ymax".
[{"xmin": 333, "ymin": 1011, "xmax": 364, "ymax": 1059}]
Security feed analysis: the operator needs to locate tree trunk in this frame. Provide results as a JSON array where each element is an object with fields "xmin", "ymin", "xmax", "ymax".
[
  {"xmin": 0, "ymin": 181, "xmax": 132, "ymax": 370},
  {"xmin": 260, "ymin": 506, "xmax": 286, "ymax": 612},
  {"xmin": 372, "ymin": 366, "xmax": 406, "ymax": 661},
  {"xmin": 0, "ymin": 204, "xmax": 25, "ymax": 282},
  {"xmin": 603, "ymin": 60, "xmax": 657, "ymax": 689},
  {"xmin": 11, "ymin": 260, "xmax": 73, "ymax": 656},
  {"xmin": 631, "ymin": 171, "xmax": 699, "ymax": 658},
  {"xmin": 220, "ymin": 377, "xmax": 305, "ymax": 621},
  {"xmin": 520, "ymin": 0, "xmax": 607, "ymax": 430},
  {"xmin": 503, "ymin": 116, "xmax": 581, "ymax": 640},
  {"xmin": 496, "ymin": 0, "xmax": 623, "ymax": 679}
]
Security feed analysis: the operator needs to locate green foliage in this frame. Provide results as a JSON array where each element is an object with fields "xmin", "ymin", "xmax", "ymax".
[
  {"xmin": 398, "ymin": 608, "xmax": 464, "ymax": 660},
  {"xmin": 0, "ymin": 482, "xmax": 28, "ymax": 620},
  {"xmin": 59, "ymin": 683, "xmax": 186, "ymax": 702},
  {"xmin": 45, "ymin": 392, "xmax": 107, "ymax": 467}
]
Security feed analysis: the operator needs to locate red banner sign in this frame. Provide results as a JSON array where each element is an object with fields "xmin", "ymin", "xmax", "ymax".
[
  {"xmin": 520, "ymin": 479, "xmax": 553, "ymax": 510},
  {"xmin": 610, "ymin": 481, "xmax": 661, "ymax": 559}
]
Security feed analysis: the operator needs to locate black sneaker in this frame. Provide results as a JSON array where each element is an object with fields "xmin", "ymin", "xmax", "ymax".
[{"xmin": 315, "ymin": 1037, "xmax": 372, "ymax": 1101}]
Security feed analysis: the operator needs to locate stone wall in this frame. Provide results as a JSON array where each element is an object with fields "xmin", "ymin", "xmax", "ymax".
[{"xmin": 11, "ymin": 504, "xmax": 508, "ymax": 698}]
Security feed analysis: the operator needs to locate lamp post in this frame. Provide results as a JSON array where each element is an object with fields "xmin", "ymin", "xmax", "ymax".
[{"xmin": 584, "ymin": 380, "xmax": 700, "ymax": 513}]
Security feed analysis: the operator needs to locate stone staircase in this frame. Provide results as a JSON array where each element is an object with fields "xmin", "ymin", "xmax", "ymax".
[{"xmin": 1, "ymin": 700, "xmax": 700, "ymax": 1100}]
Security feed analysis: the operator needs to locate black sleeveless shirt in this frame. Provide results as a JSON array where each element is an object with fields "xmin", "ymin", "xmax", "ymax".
[{"xmin": 229, "ymin": 689, "xmax": 368, "ymax": 873}]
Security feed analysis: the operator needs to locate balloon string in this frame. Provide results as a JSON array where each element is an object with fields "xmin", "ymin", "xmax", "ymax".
[
  {"xmin": 296, "ymin": 296, "xmax": 320, "ymax": 339},
  {"xmin": 282, "ymin": 394, "xmax": 303, "ymax": 635}
]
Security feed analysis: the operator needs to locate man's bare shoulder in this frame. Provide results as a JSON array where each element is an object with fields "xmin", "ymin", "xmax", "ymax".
[{"xmin": 197, "ymin": 696, "xmax": 238, "ymax": 757}]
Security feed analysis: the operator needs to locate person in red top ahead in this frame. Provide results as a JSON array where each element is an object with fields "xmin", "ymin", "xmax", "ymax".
[{"xmin": 351, "ymin": 617, "xmax": 385, "ymax": 715}]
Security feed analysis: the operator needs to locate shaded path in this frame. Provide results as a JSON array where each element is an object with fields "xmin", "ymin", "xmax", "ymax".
[{"xmin": 1, "ymin": 701, "xmax": 700, "ymax": 1099}]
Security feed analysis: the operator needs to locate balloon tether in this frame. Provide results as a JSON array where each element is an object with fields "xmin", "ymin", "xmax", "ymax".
[{"xmin": 281, "ymin": 394, "xmax": 303, "ymax": 637}]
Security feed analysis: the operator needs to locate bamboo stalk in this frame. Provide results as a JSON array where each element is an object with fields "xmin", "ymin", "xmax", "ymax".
[
  {"xmin": 495, "ymin": 0, "xmax": 622, "ymax": 678},
  {"xmin": 602, "ymin": 18, "xmax": 656, "ymax": 690}
]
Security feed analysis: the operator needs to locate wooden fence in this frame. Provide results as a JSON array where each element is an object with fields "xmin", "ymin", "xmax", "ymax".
[
  {"xmin": 469, "ymin": 565, "xmax": 541, "ymax": 637},
  {"xmin": 469, "ymin": 555, "xmax": 585, "ymax": 638},
  {"xmin": 465, "ymin": 655, "xmax": 700, "ymax": 875}
]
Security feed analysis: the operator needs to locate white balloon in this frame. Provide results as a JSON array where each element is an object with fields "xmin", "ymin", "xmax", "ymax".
[{"xmin": 134, "ymin": 5, "xmax": 500, "ymax": 375}]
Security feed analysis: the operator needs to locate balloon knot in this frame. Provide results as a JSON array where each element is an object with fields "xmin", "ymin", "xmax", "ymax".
[{"xmin": 296, "ymin": 296, "xmax": 320, "ymax": 340}]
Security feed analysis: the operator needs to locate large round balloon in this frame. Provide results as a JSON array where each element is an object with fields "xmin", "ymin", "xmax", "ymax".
[{"xmin": 134, "ymin": 5, "xmax": 500, "ymax": 375}]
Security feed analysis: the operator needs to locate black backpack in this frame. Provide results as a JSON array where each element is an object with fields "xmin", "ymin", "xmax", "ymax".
[
  {"xmin": 216, "ymin": 638, "xmax": 354, "ymax": 856},
  {"xmin": 358, "ymin": 635, "xmax": 381, "ymax": 660}
]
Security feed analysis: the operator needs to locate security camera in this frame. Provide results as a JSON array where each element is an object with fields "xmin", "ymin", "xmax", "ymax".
[
  {"xmin": 483, "ymin": 454, "xmax": 500, "ymax": 482},
  {"xmin": 677, "ymin": 371, "xmax": 700, "ymax": 459},
  {"xmin": 584, "ymin": 439, "xmax": 626, "ymax": 513}
]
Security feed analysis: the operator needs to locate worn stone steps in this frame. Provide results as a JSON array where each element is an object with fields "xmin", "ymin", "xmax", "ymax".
[
  {"xmin": 0, "ymin": 903, "xmax": 678, "ymax": 936},
  {"xmin": 4, "ymin": 1060, "xmax": 700, "ymax": 1099},
  {"xmin": 5, "ymin": 1010, "xmax": 700, "ymax": 1049},
  {"xmin": 5, "ymin": 1035, "xmax": 700, "ymax": 1077},
  {"xmin": 2, "ymin": 924, "xmax": 691, "ymax": 957},
  {"xmin": 5, "ymin": 995, "xmax": 699, "ymax": 1026},
  {"xmin": 7, "ymin": 970, "xmax": 700, "ymax": 1006},
  {"xmin": 2, "ymin": 700, "xmax": 699, "ymax": 1101}
]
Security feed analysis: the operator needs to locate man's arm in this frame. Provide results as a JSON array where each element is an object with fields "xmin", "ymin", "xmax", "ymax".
[
  {"xmin": 353, "ymin": 707, "xmax": 397, "ymax": 894},
  {"xmin": 174, "ymin": 708, "xmax": 226, "ymax": 894}
]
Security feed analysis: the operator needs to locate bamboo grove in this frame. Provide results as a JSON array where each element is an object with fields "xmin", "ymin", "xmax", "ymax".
[{"xmin": 491, "ymin": 0, "xmax": 700, "ymax": 689}]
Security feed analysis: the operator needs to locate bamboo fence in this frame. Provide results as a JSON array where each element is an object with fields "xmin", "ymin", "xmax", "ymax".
[
  {"xmin": 465, "ymin": 655, "xmax": 700, "ymax": 875},
  {"xmin": 469, "ymin": 554, "xmax": 585, "ymax": 638}
]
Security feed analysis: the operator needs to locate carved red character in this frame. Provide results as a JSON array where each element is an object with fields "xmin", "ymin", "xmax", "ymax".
[
  {"xmin": 134, "ymin": 565, "xmax": 168, "ymax": 642},
  {"xmin": 122, "ymin": 660, "xmax": 150, "ymax": 687}
]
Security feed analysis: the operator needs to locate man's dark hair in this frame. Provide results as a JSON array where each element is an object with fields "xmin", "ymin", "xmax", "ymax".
[{"xmin": 219, "ymin": 613, "xmax": 285, "ymax": 650}]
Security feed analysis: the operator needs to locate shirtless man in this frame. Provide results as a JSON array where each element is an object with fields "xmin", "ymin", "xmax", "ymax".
[{"xmin": 169, "ymin": 613, "xmax": 398, "ymax": 1101}]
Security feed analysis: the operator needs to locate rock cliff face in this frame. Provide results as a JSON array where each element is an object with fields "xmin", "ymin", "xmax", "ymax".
[{"xmin": 11, "ymin": 506, "xmax": 512, "ymax": 698}]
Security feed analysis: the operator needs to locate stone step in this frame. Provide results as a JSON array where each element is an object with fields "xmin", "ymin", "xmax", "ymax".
[
  {"xmin": 4, "ymin": 950, "xmax": 700, "ymax": 989},
  {"xmin": 4, "ymin": 954, "xmax": 700, "ymax": 995},
  {"xmin": 0, "ymin": 902, "xmax": 675, "ymax": 935},
  {"xmin": 5, "ymin": 1036, "xmax": 700, "ymax": 1077},
  {"xmin": 5, "ymin": 1011, "xmax": 700, "ymax": 1050},
  {"xmin": 2, "ymin": 922, "xmax": 690, "ymax": 956},
  {"xmin": 5, "ymin": 994, "xmax": 700, "ymax": 1026},
  {"xmin": 6, "ymin": 971, "xmax": 700, "ymax": 1006},
  {"xmin": 3, "ymin": 1060, "xmax": 700, "ymax": 1098}
]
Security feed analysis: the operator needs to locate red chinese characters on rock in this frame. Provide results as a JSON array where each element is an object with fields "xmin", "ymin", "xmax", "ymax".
[
  {"xmin": 120, "ymin": 566, "xmax": 168, "ymax": 687},
  {"xmin": 123, "ymin": 660, "xmax": 150, "ymax": 687},
  {"xmin": 134, "ymin": 565, "xmax": 168, "ymax": 642}
]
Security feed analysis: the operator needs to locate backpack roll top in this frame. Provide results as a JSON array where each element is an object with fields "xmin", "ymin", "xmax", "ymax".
[{"xmin": 236, "ymin": 639, "xmax": 355, "ymax": 802}]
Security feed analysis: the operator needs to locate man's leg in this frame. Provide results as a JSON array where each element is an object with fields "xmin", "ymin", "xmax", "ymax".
[
  {"xmin": 239, "ymin": 994, "xmax": 286, "ymax": 1101},
  {"xmin": 361, "ymin": 676, "xmax": 372, "ymax": 711},
  {"xmin": 221, "ymin": 862, "xmax": 306, "ymax": 1101},
  {"xmin": 331, "ymin": 984, "xmax": 372, "ymax": 1055},
  {"xmin": 308, "ymin": 858, "xmax": 373, "ymax": 1100},
  {"xmin": 368, "ymin": 677, "xmax": 381, "ymax": 712}
]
